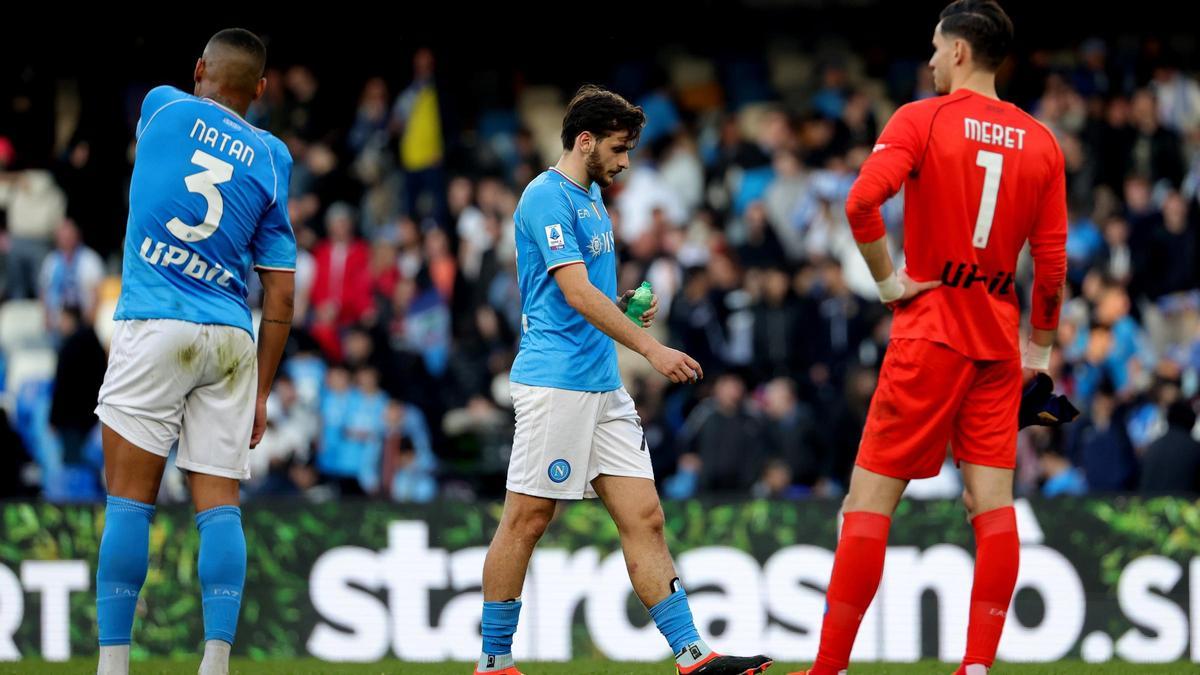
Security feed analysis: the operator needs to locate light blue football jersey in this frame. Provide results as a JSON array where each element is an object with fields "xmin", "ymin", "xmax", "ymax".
[
  {"xmin": 510, "ymin": 167, "xmax": 621, "ymax": 392},
  {"xmin": 114, "ymin": 85, "xmax": 296, "ymax": 336}
]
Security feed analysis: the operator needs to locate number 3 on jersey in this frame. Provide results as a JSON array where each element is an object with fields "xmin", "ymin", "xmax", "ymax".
[
  {"xmin": 166, "ymin": 150, "xmax": 234, "ymax": 243},
  {"xmin": 973, "ymin": 149, "xmax": 1003, "ymax": 248}
]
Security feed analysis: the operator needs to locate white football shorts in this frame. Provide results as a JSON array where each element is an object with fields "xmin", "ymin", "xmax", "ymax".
[
  {"xmin": 507, "ymin": 383, "xmax": 653, "ymax": 499},
  {"xmin": 96, "ymin": 319, "xmax": 257, "ymax": 480}
]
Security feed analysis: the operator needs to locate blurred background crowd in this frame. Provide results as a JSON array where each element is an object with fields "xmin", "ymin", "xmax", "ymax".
[{"xmin": 2, "ymin": 4, "xmax": 1199, "ymax": 504}]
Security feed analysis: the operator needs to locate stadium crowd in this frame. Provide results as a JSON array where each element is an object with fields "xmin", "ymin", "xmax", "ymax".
[{"xmin": 2, "ymin": 35, "xmax": 1200, "ymax": 504}]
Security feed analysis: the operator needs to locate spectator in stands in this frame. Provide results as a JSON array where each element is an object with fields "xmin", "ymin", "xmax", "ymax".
[
  {"xmin": 392, "ymin": 48, "xmax": 446, "ymax": 223},
  {"xmin": 346, "ymin": 367, "xmax": 389, "ymax": 494},
  {"xmin": 1151, "ymin": 63, "xmax": 1200, "ymax": 136},
  {"xmin": 380, "ymin": 403, "xmax": 437, "ymax": 503},
  {"xmin": 0, "ymin": 406, "xmax": 38, "ymax": 498},
  {"xmin": 6, "ymin": 29, "xmax": 1200, "ymax": 502},
  {"xmin": 1039, "ymin": 447, "xmax": 1089, "ymax": 497},
  {"xmin": 39, "ymin": 218, "xmax": 104, "ymax": 337},
  {"xmin": 751, "ymin": 459, "xmax": 805, "ymax": 499},
  {"xmin": 0, "ymin": 168, "xmax": 65, "ymax": 299},
  {"xmin": 316, "ymin": 366, "xmax": 359, "ymax": 493},
  {"xmin": 1129, "ymin": 89, "xmax": 1186, "ymax": 188},
  {"xmin": 49, "ymin": 305, "xmax": 105, "ymax": 464},
  {"xmin": 1139, "ymin": 401, "xmax": 1200, "ymax": 493},
  {"xmin": 677, "ymin": 372, "xmax": 765, "ymax": 492},
  {"xmin": 1144, "ymin": 191, "xmax": 1197, "ymax": 302},
  {"xmin": 760, "ymin": 377, "xmax": 824, "ymax": 487},
  {"xmin": 1069, "ymin": 380, "xmax": 1139, "ymax": 491},
  {"xmin": 248, "ymin": 376, "xmax": 317, "ymax": 497},
  {"xmin": 751, "ymin": 266, "xmax": 808, "ymax": 383},
  {"xmin": 310, "ymin": 202, "xmax": 372, "ymax": 359}
]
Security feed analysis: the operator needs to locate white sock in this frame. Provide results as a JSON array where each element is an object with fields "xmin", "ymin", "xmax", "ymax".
[
  {"xmin": 965, "ymin": 665, "xmax": 988, "ymax": 675},
  {"xmin": 97, "ymin": 645, "xmax": 130, "ymax": 675},
  {"xmin": 198, "ymin": 640, "xmax": 231, "ymax": 675},
  {"xmin": 476, "ymin": 652, "xmax": 516, "ymax": 672},
  {"xmin": 674, "ymin": 638, "xmax": 714, "ymax": 668}
]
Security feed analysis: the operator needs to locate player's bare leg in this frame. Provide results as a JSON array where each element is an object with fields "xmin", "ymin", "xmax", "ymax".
[
  {"xmin": 791, "ymin": 466, "xmax": 908, "ymax": 675},
  {"xmin": 593, "ymin": 475, "xmax": 773, "ymax": 674},
  {"xmin": 476, "ymin": 491, "xmax": 556, "ymax": 674},
  {"xmin": 591, "ymin": 475, "xmax": 675, "ymax": 605},
  {"xmin": 955, "ymin": 462, "xmax": 1018, "ymax": 675},
  {"xmin": 97, "ymin": 426, "xmax": 167, "ymax": 675},
  {"xmin": 102, "ymin": 425, "xmax": 168, "ymax": 503},
  {"xmin": 841, "ymin": 465, "xmax": 908, "ymax": 516},
  {"xmin": 960, "ymin": 462, "xmax": 1013, "ymax": 517},
  {"xmin": 188, "ymin": 472, "xmax": 244, "ymax": 675},
  {"xmin": 482, "ymin": 491, "xmax": 556, "ymax": 600}
]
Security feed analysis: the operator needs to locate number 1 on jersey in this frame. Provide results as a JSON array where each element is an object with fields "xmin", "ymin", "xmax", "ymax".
[{"xmin": 973, "ymin": 150, "xmax": 1004, "ymax": 248}]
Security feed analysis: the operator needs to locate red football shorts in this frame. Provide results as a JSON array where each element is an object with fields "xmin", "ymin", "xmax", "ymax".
[{"xmin": 856, "ymin": 337, "xmax": 1021, "ymax": 480}]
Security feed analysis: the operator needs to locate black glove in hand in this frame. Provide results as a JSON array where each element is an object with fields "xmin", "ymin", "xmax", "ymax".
[{"xmin": 1019, "ymin": 373, "xmax": 1081, "ymax": 429}]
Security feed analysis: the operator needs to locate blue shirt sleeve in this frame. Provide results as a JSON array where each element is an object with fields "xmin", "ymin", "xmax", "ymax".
[
  {"xmin": 136, "ymin": 85, "xmax": 187, "ymax": 140},
  {"xmin": 252, "ymin": 137, "xmax": 298, "ymax": 271},
  {"xmin": 520, "ymin": 183, "xmax": 582, "ymax": 271}
]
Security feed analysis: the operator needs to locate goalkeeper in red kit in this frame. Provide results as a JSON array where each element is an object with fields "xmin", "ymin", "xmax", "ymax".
[{"xmin": 791, "ymin": 2, "xmax": 1068, "ymax": 674}]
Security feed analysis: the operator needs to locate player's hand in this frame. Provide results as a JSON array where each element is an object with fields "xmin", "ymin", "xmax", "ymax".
[
  {"xmin": 639, "ymin": 294, "xmax": 659, "ymax": 328},
  {"xmin": 1018, "ymin": 372, "xmax": 1081, "ymax": 429},
  {"xmin": 618, "ymin": 290, "xmax": 659, "ymax": 327},
  {"xmin": 250, "ymin": 398, "xmax": 268, "ymax": 449},
  {"xmin": 646, "ymin": 344, "xmax": 703, "ymax": 384},
  {"xmin": 895, "ymin": 267, "xmax": 941, "ymax": 303},
  {"xmin": 617, "ymin": 289, "xmax": 634, "ymax": 315}
]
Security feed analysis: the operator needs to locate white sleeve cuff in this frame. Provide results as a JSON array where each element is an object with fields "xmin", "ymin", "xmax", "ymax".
[
  {"xmin": 875, "ymin": 272, "xmax": 904, "ymax": 303},
  {"xmin": 1022, "ymin": 341, "xmax": 1052, "ymax": 371}
]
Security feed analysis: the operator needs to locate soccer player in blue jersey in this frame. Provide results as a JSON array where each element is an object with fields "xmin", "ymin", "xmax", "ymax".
[
  {"xmin": 93, "ymin": 29, "xmax": 295, "ymax": 675},
  {"xmin": 474, "ymin": 86, "xmax": 773, "ymax": 675}
]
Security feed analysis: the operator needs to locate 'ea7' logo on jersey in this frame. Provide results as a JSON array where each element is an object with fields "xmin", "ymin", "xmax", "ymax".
[
  {"xmin": 577, "ymin": 208, "xmax": 591, "ymax": 219},
  {"xmin": 545, "ymin": 224, "xmax": 565, "ymax": 251}
]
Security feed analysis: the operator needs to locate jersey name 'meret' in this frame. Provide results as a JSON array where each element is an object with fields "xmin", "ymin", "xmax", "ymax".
[{"xmin": 964, "ymin": 117, "xmax": 1026, "ymax": 150}]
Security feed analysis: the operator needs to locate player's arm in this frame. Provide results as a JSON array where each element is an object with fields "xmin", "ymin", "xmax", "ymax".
[
  {"xmin": 846, "ymin": 104, "xmax": 939, "ymax": 303},
  {"xmin": 1016, "ymin": 147, "xmax": 1077, "ymax": 430},
  {"xmin": 1023, "ymin": 149, "xmax": 1069, "ymax": 372},
  {"xmin": 554, "ymin": 263, "xmax": 702, "ymax": 384},
  {"xmin": 252, "ymin": 269, "xmax": 295, "ymax": 447},
  {"xmin": 522, "ymin": 186, "xmax": 700, "ymax": 383},
  {"xmin": 250, "ymin": 142, "xmax": 299, "ymax": 447}
]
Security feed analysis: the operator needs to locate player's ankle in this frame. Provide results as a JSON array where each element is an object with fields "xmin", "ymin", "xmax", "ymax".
[
  {"xmin": 198, "ymin": 640, "xmax": 232, "ymax": 675},
  {"xmin": 674, "ymin": 638, "xmax": 713, "ymax": 668},
  {"xmin": 97, "ymin": 645, "xmax": 131, "ymax": 675},
  {"xmin": 810, "ymin": 658, "xmax": 848, "ymax": 675},
  {"xmin": 476, "ymin": 652, "xmax": 516, "ymax": 672}
]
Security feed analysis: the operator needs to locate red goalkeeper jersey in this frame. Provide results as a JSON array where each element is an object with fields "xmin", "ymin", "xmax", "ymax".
[{"xmin": 846, "ymin": 88, "xmax": 1068, "ymax": 360}]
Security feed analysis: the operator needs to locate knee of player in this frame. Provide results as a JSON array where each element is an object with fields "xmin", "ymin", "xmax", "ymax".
[
  {"xmin": 961, "ymin": 488, "xmax": 976, "ymax": 517},
  {"xmin": 614, "ymin": 501, "xmax": 665, "ymax": 539},
  {"xmin": 510, "ymin": 506, "xmax": 554, "ymax": 541},
  {"xmin": 640, "ymin": 504, "xmax": 666, "ymax": 536}
]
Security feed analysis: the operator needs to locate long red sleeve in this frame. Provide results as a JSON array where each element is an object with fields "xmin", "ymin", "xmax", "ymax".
[
  {"xmin": 847, "ymin": 104, "xmax": 924, "ymax": 243},
  {"xmin": 1029, "ymin": 149, "xmax": 1068, "ymax": 331}
]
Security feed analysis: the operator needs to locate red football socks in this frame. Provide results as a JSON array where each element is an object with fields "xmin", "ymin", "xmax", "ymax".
[
  {"xmin": 812, "ymin": 511, "xmax": 891, "ymax": 674},
  {"xmin": 963, "ymin": 506, "xmax": 1019, "ymax": 669}
]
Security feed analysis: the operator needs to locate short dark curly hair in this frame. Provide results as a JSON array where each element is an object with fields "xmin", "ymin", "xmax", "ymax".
[
  {"xmin": 560, "ymin": 85, "xmax": 646, "ymax": 151},
  {"xmin": 939, "ymin": 0, "xmax": 1014, "ymax": 72}
]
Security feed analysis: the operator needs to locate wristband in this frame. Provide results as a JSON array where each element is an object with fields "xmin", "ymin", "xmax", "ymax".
[
  {"xmin": 1022, "ymin": 341, "xmax": 1052, "ymax": 371},
  {"xmin": 876, "ymin": 272, "xmax": 904, "ymax": 303}
]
